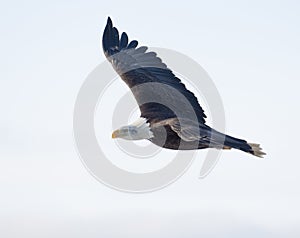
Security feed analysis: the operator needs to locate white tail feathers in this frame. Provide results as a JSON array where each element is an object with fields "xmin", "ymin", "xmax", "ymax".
[{"xmin": 248, "ymin": 143, "xmax": 266, "ymax": 158}]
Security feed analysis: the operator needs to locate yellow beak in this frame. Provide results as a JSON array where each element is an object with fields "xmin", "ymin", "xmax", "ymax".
[{"xmin": 111, "ymin": 130, "xmax": 118, "ymax": 139}]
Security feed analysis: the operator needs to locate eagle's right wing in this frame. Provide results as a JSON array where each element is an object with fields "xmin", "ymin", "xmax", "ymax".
[{"xmin": 102, "ymin": 17, "xmax": 207, "ymax": 124}]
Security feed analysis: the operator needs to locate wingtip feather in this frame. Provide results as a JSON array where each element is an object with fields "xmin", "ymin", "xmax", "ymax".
[{"xmin": 107, "ymin": 16, "xmax": 112, "ymax": 26}]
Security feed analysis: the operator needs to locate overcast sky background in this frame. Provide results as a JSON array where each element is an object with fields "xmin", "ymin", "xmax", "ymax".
[{"xmin": 1, "ymin": 0, "xmax": 300, "ymax": 237}]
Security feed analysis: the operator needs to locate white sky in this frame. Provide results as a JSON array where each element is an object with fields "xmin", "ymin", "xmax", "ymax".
[{"xmin": 1, "ymin": 0, "xmax": 300, "ymax": 237}]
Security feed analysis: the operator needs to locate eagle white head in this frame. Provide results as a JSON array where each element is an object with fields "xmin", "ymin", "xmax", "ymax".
[{"xmin": 112, "ymin": 117, "xmax": 153, "ymax": 140}]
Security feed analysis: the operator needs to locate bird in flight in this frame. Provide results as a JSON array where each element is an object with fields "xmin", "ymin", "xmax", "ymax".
[{"xmin": 103, "ymin": 17, "xmax": 265, "ymax": 158}]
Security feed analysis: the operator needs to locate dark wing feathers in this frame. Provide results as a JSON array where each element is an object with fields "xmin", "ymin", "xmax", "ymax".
[
  {"xmin": 119, "ymin": 32, "xmax": 128, "ymax": 49},
  {"xmin": 102, "ymin": 17, "xmax": 207, "ymax": 124},
  {"xmin": 111, "ymin": 27, "xmax": 119, "ymax": 47},
  {"xmin": 127, "ymin": 40, "xmax": 138, "ymax": 49}
]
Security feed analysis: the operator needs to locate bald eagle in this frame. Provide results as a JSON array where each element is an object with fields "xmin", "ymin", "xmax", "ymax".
[{"xmin": 103, "ymin": 17, "xmax": 265, "ymax": 158}]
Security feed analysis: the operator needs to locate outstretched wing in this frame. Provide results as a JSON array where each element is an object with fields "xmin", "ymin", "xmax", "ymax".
[{"xmin": 102, "ymin": 17, "xmax": 207, "ymax": 124}]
